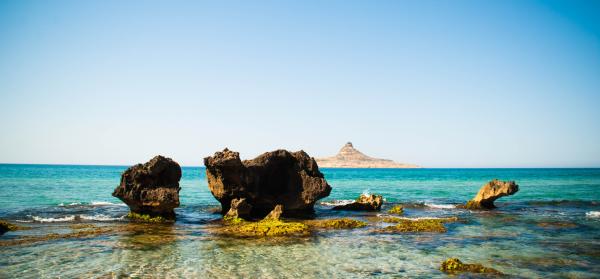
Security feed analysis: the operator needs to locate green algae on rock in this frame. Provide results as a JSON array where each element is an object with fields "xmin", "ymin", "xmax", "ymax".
[
  {"xmin": 225, "ymin": 219, "xmax": 310, "ymax": 237},
  {"xmin": 307, "ymin": 218, "xmax": 367, "ymax": 229},
  {"xmin": 377, "ymin": 218, "xmax": 458, "ymax": 233},
  {"xmin": 440, "ymin": 258, "xmax": 503, "ymax": 275},
  {"xmin": 387, "ymin": 205, "xmax": 404, "ymax": 215},
  {"xmin": 126, "ymin": 212, "xmax": 171, "ymax": 223}
]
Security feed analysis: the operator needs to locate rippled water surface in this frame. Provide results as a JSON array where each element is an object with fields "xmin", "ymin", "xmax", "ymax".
[{"xmin": 1, "ymin": 165, "xmax": 600, "ymax": 278}]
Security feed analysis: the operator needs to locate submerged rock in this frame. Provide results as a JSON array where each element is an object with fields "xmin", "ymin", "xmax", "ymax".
[
  {"xmin": 440, "ymin": 258, "xmax": 503, "ymax": 275},
  {"xmin": 112, "ymin": 155, "xmax": 181, "ymax": 219},
  {"xmin": 332, "ymin": 193, "xmax": 383, "ymax": 211},
  {"xmin": 387, "ymin": 205, "xmax": 404, "ymax": 215},
  {"xmin": 0, "ymin": 220, "xmax": 20, "ymax": 235},
  {"xmin": 465, "ymin": 179, "xmax": 519, "ymax": 209},
  {"xmin": 204, "ymin": 148, "xmax": 331, "ymax": 217},
  {"xmin": 224, "ymin": 198, "xmax": 252, "ymax": 221}
]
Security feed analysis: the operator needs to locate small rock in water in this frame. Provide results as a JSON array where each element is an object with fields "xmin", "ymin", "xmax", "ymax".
[
  {"xmin": 387, "ymin": 205, "xmax": 404, "ymax": 215},
  {"xmin": 0, "ymin": 220, "xmax": 21, "ymax": 235},
  {"xmin": 263, "ymin": 205, "xmax": 283, "ymax": 221},
  {"xmin": 332, "ymin": 193, "xmax": 383, "ymax": 211},
  {"xmin": 440, "ymin": 258, "xmax": 503, "ymax": 275},
  {"xmin": 224, "ymin": 198, "xmax": 252, "ymax": 221},
  {"xmin": 465, "ymin": 179, "xmax": 519, "ymax": 209}
]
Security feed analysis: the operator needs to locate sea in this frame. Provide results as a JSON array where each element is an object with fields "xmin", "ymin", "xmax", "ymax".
[{"xmin": 1, "ymin": 164, "xmax": 599, "ymax": 278}]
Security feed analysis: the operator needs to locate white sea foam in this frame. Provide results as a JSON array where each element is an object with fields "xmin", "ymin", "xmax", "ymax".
[
  {"xmin": 320, "ymin": 200, "xmax": 355, "ymax": 206},
  {"xmin": 30, "ymin": 214, "xmax": 125, "ymax": 223},
  {"xmin": 586, "ymin": 211, "xmax": 600, "ymax": 218},
  {"xmin": 80, "ymin": 214, "xmax": 125, "ymax": 221},
  {"xmin": 424, "ymin": 203, "xmax": 456, "ymax": 209},
  {"xmin": 90, "ymin": 201, "xmax": 123, "ymax": 206},
  {"xmin": 376, "ymin": 214, "xmax": 455, "ymax": 221},
  {"xmin": 31, "ymin": 215, "xmax": 76, "ymax": 222},
  {"xmin": 58, "ymin": 202, "xmax": 82, "ymax": 207}
]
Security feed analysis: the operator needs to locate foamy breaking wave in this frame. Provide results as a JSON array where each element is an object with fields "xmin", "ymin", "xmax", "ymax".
[
  {"xmin": 58, "ymin": 201, "xmax": 125, "ymax": 207},
  {"xmin": 586, "ymin": 211, "xmax": 600, "ymax": 218},
  {"xmin": 320, "ymin": 200, "xmax": 355, "ymax": 206},
  {"xmin": 29, "ymin": 214, "xmax": 125, "ymax": 223},
  {"xmin": 424, "ymin": 203, "xmax": 456, "ymax": 209},
  {"xmin": 377, "ymin": 214, "xmax": 456, "ymax": 221}
]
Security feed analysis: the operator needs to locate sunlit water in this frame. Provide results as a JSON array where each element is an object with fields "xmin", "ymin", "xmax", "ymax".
[{"xmin": 1, "ymin": 165, "xmax": 600, "ymax": 278}]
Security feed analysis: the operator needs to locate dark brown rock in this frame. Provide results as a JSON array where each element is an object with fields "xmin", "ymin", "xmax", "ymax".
[
  {"xmin": 204, "ymin": 148, "xmax": 331, "ymax": 217},
  {"xmin": 465, "ymin": 179, "xmax": 519, "ymax": 209},
  {"xmin": 224, "ymin": 198, "xmax": 252, "ymax": 220},
  {"xmin": 112, "ymin": 155, "xmax": 181, "ymax": 219},
  {"xmin": 333, "ymin": 193, "xmax": 383, "ymax": 211}
]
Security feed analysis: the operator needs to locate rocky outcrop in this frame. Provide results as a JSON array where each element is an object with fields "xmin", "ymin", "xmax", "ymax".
[
  {"xmin": 224, "ymin": 198, "xmax": 252, "ymax": 220},
  {"xmin": 465, "ymin": 179, "xmax": 519, "ymax": 209},
  {"xmin": 316, "ymin": 142, "xmax": 420, "ymax": 168},
  {"xmin": 112, "ymin": 155, "xmax": 181, "ymax": 219},
  {"xmin": 333, "ymin": 193, "xmax": 383, "ymax": 211},
  {"xmin": 204, "ymin": 148, "xmax": 331, "ymax": 217}
]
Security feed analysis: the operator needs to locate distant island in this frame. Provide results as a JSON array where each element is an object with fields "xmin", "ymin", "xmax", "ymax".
[{"xmin": 316, "ymin": 142, "xmax": 420, "ymax": 168}]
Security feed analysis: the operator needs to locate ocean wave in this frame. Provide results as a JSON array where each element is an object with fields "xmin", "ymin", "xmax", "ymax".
[
  {"xmin": 29, "ymin": 214, "xmax": 125, "ymax": 223},
  {"xmin": 57, "ymin": 201, "xmax": 125, "ymax": 207},
  {"xmin": 320, "ymin": 200, "xmax": 355, "ymax": 206},
  {"xmin": 424, "ymin": 203, "xmax": 456, "ymax": 209},
  {"xmin": 58, "ymin": 202, "xmax": 82, "ymax": 207},
  {"xmin": 526, "ymin": 200, "xmax": 599, "ymax": 207},
  {"xmin": 376, "ymin": 214, "xmax": 455, "ymax": 221},
  {"xmin": 586, "ymin": 211, "xmax": 600, "ymax": 218}
]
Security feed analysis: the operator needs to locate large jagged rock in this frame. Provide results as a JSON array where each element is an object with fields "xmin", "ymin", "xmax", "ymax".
[
  {"xmin": 204, "ymin": 148, "xmax": 331, "ymax": 217},
  {"xmin": 333, "ymin": 193, "xmax": 383, "ymax": 211},
  {"xmin": 465, "ymin": 179, "xmax": 519, "ymax": 209},
  {"xmin": 112, "ymin": 155, "xmax": 181, "ymax": 219}
]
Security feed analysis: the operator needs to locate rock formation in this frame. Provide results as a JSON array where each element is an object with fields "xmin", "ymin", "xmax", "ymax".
[
  {"xmin": 440, "ymin": 258, "xmax": 503, "ymax": 275},
  {"xmin": 112, "ymin": 155, "xmax": 181, "ymax": 219},
  {"xmin": 204, "ymin": 148, "xmax": 331, "ymax": 217},
  {"xmin": 263, "ymin": 205, "xmax": 283, "ymax": 221},
  {"xmin": 316, "ymin": 142, "xmax": 419, "ymax": 168},
  {"xmin": 0, "ymin": 220, "xmax": 19, "ymax": 235},
  {"xmin": 465, "ymin": 179, "xmax": 519, "ymax": 209},
  {"xmin": 333, "ymin": 193, "xmax": 383, "ymax": 211},
  {"xmin": 224, "ymin": 198, "xmax": 253, "ymax": 220}
]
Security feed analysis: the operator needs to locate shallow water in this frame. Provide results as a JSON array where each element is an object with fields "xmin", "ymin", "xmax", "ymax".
[{"xmin": 1, "ymin": 165, "xmax": 600, "ymax": 278}]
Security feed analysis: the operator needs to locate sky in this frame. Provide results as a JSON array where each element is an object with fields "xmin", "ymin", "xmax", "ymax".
[{"xmin": 0, "ymin": 0, "xmax": 599, "ymax": 168}]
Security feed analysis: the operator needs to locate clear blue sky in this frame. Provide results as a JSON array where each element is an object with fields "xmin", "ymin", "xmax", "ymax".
[{"xmin": 0, "ymin": 0, "xmax": 599, "ymax": 167}]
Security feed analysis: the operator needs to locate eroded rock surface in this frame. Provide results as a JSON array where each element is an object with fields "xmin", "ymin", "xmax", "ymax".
[
  {"xmin": 224, "ymin": 198, "xmax": 253, "ymax": 220},
  {"xmin": 204, "ymin": 149, "xmax": 331, "ymax": 217},
  {"xmin": 465, "ymin": 179, "xmax": 519, "ymax": 209},
  {"xmin": 113, "ymin": 155, "xmax": 181, "ymax": 219}
]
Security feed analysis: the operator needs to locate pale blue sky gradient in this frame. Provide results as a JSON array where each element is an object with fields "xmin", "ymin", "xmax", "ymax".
[{"xmin": 1, "ymin": 0, "xmax": 599, "ymax": 167}]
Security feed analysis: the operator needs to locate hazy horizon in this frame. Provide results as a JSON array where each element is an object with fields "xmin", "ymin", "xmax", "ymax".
[{"xmin": 1, "ymin": 0, "xmax": 599, "ymax": 168}]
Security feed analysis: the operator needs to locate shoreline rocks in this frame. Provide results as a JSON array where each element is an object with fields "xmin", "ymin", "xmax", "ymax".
[
  {"xmin": 224, "ymin": 198, "xmax": 253, "ymax": 221},
  {"xmin": 0, "ymin": 220, "xmax": 20, "ymax": 235},
  {"xmin": 204, "ymin": 148, "xmax": 331, "ymax": 218},
  {"xmin": 465, "ymin": 179, "xmax": 519, "ymax": 209},
  {"xmin": 112, "ymin": 155, "xmax": 182, "ymax": 220},
  {"xmin": 440, "ymin": 258, "xmax": 503, "ymax": 275},
  {"xmin": 333, "ymin": 193, "xmax": 383, "ymax": 211}
]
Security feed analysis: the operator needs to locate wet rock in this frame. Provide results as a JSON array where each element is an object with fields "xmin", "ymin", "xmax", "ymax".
[
  {"xmin": 112, "ymin": 155, "xmax": 181, "ymax": 219},
  {"xmin": 306, "ymin": 218, "xmax": 367, "ymax": 229},
  {"xmin": 263, "ymin": 205, "xmax": 283, "ymax": 221},
  {"xmin": 440, "ymin": 258, "xmax": 503, "ymax": 275},
  {"xmin": 224, "ymin": 198, "xmax": 252, "ymax": 221},
  {"xmin": 0, "ymin": 220, "xmax": 20, "ymax": 235},
  {"xmin": 465, "ymin": 179, "xmax": 519, "ymax": 209},
  {"xmin": 332, "ymin": 193, "xmax": 383, "ymax": 211},
  {"xmin": 387, "ymin": 205, "xmax": 404, "ymax": 215},
  {"xmin": 204, "ymin": 148, "xmax": 331, "ymax": 217}
]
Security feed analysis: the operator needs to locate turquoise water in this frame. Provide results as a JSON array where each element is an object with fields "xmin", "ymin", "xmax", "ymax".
[{"xmin": 1, "ymin": 164, "xmax": 600, "ymax": 278}]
